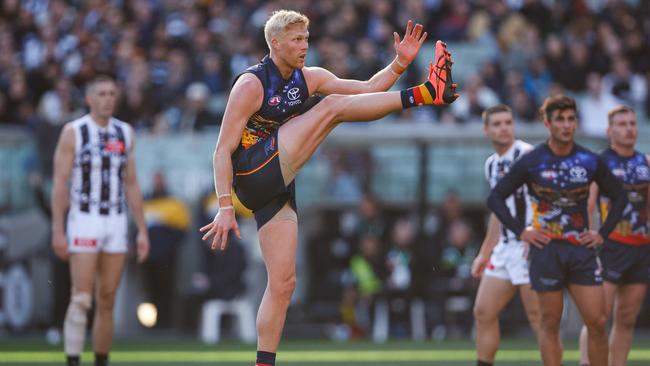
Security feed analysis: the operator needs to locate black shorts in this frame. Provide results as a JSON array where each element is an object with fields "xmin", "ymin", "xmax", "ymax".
[
  {"xmin": 232, "ymin": 129, "xmax": 295, "ymax": 229},
  {"xmin": 600, "ymin": 240, "xmax": 650, "ymax": 284},
  {"xmin": 529, "ymin": 240, "xmax": 602, "ymax": 292}
]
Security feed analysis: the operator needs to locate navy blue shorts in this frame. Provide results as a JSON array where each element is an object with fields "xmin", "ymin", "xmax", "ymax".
[
  {"xmin": 600, "ymin": 240, "xmax": 650, "ymax": 284},
  {"xmin": 529, "ymin": 240, "xmax": 602, "ymax": 292},
  {"xmin": 232, "ymin": 130, "xmax": 296, "ymax": 229}
]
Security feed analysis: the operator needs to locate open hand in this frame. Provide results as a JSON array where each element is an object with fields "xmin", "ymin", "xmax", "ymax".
[
  {"xmin": 394, "ymin": 20, "xmax": 428, "ymax": 67},
  {"xmin": 200, "ymin": 208, "xmax": 241, "ymax": 251}
]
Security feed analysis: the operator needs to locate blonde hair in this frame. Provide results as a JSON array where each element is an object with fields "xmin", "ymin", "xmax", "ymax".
[
  {"xmin": 607, "ymin": 105, "xmax": 635, "ymax": 125},
  {"xmin": 264, "ymin": 10, "xmax": 309, "ymax": 50}
]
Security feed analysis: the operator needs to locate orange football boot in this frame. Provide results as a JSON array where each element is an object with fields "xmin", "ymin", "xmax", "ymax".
[{"xmin": 428, "ymin": 40, "xmax": 458, "ymax": 104}]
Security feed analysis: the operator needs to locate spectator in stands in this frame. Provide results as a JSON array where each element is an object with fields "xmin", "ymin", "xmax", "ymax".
[
  {"xmin": 355, "ymin": 194, "xmax": 386, "ymax": 240},
  {"xmin": 449, "ymin": 73, "xmax": 500, "ymax": 123},
  {"xmin": 163, "ymin": 82, "xmax": 221, "ymax": 132},
  {"xmin": 142, "ymin": 171, "xmax": 190, "ymax": 328},
  {"xmin": 580, "ymin": 72, "xmax": 622, "ymax": 138},
  {"xmin": 349, "ymin": 234, "xmax": 386, "ymax": 334},
  {"xmin": 440, "ymin": 219, "xmax": 477, "ymax": 279},
  {"xmin": 37, "ymin": 77, "xmax": 83, "ymax": 126},
  {"xmin": 0, "ymin": 0, "xmax": 648, "ymax": 132},
  {"xmin": 602, "ymin": 56, "xmax": 647, "ymax": 109},
  {"xmin": 384, "ymin": 216, "xmax": 418, "ymax": 338},
  {"xmin": 439, "ymin": 219, "xmax": 478, "ymax": 337}
]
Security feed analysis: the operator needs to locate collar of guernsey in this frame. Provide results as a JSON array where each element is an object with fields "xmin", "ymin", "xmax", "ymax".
[{"xmin": 235, "ymin": 55, "xmax": 309, "ymax": 150}]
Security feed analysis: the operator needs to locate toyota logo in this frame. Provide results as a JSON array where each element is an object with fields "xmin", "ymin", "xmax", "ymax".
[{"xmin": 287, "ymin": 87, "xmax": 300, "ymax": 101}]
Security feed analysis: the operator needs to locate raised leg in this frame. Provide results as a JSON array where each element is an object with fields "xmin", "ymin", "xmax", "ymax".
[{"xmin": 278, "ymin": 92, "xmax": 403, "ymax": 173}]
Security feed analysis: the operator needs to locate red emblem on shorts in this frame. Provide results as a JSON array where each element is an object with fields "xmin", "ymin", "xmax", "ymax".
[
  {"xmin": 268, "ymin": 95, "xmax": 282, "ymax": 106},
  {"xmin": 73, "ymin": 238, "xmax": 97, "ymax": 247}
]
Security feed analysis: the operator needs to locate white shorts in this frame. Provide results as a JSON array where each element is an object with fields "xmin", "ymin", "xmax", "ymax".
[
  {"xmin": 66, "ymin": 210, "xmax": 128, "ymax": 253},
  {"xmin": 483, "ymin": 240, "xmax": 530, "ymax": 285}
]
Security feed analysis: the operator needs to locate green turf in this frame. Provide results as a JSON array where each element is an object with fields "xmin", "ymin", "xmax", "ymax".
[{"xmin": 1, "ymin": 338, "xmax": 649, "ymax": 365}]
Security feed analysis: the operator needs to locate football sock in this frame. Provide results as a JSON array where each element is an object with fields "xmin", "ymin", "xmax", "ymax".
[
  {"xmin": 256, "ymin": 350, "xmax": 276, "ymax": 366},
  {"xmin": 477, "ymin": 361, "xmax": 493, "ymax": 366},
  {"xmin": 67, "ymin": 355, "xmax": 80, "ymax": 366},
  {"xmin": 95, "ymin": 352, "xmax": 108, "ymax": 366},
  {"xmin": 400, "ymin": 82, "xmax": 437, "ymax": 108}
]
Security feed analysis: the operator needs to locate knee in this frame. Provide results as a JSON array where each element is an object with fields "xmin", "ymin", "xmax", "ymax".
[
  {"xmin": 615, "ymin": 307, "xmax": 638, "ymax": 330},
  {"xmin": 96, "ymin": 289, "xmax": 118, "ymax": 314},
  {"xmin": 540, "ymin": 314, "xmax": 562, "ymax": 334},
  {"xmin": 67, "ymin": 292, "xmax": 92, "ymax": 322},
  {"xmin": 526, "ymin": 307, "xmax": 541, "ymax": 325},
  {"xmin": 320, "ymin": 94, "xmax": 346, "ymax": 123},
  {"xmin": 269, "ymin": 273, "xmax": 296, "ymax": 301},
  {"xmin": 585, "ymin": 314, "xmax": 607, "ymax": 334},
  {"xmin": 473, "ymin": 303, "xmax": 495, "ymax": 323}
]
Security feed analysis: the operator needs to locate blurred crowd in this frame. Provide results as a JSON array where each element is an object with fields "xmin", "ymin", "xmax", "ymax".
[
  {"xmin": 307, "ymin": 192, "xmax": 482, "ymax": 340},
  {"xmin": 0, "ymin": 0, "xmax": 649, "ymax": 133}
]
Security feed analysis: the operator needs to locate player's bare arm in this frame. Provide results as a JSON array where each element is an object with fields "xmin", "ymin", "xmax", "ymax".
[
  {"xmin": 472, "ymin": 213, "xmax": 501, "ymax": 278},
  {"xmin": 51, "ymin": 124, "xmax": 76, "ymax": 261},
  {"xmin": 304, "ymin": 20, "xmax": 428, "ymax": 95},
  {"xmin": 123, "ymin": 130, "xmax": 150, "ymax": 263},
  {"xmin": 200, "ymin": 74, "xmax": 262, "ymax": 250}
]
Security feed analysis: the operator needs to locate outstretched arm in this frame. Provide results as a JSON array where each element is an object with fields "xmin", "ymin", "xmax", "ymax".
[
  {"xmin": 305, "ymin": 20, "xmax": 427, "ymax": 95},
  {"xmin": 201, "ymin": 73, "xmax": 262, "ymax": 251}
]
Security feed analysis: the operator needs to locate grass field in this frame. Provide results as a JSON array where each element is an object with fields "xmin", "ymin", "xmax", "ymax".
[{"xmin": 2, "ymin": 337, "xmax": 650, "ymax": 366}]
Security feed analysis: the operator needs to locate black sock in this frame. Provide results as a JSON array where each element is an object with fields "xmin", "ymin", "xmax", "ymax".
[
  {"xmin": 256, "ymin": 350, "xmax": 276, "ymax": 365},
  {"xmin": 95, "ymin": 353, "xmax": 108, "ymax": 366},
  {"xmin": 66, "ymin": 355, "xmax": 80, "ymax": 366},
  {"xmin": 477, "ymin": 361, "xmax": 493, "ymax": 366}
]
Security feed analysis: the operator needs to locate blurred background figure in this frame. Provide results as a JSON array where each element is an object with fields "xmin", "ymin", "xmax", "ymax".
[
  {"xmin": 142, "ymin": 171, "xmax": 190, "ymax": 329},
  {"xmin": 438, "ymin": 219, "xmax": 478, "ymax": 339}
]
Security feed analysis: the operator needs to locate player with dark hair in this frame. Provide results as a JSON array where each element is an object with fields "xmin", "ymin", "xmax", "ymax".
[
  {"xmin": 199, "ymin": 9, "xmax": 457, "ymax": 366},
  {"xmin": 472, "ymin": 104, "xmax": 539, "ymax": 366},
  {"xmin": 52, "ymin": 74, "xmax": 149, "ymax": 366},
  {"xmin": 487, "ymin": 95, "xmax": 627, "ymax": 366}
]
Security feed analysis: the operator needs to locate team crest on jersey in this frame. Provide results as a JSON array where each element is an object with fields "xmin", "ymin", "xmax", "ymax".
[
  {"xmin": 541, "ymin": 170, "xmax": 558, "ymax": 180},
  {"xmin": 268, "ymin": 95, "xmax": 282, "ymax": 106},
  {"xmin": 569, "ymin": 166, "xmax": 588, "ymax": 183},
  {"xmin": 104, "ymin": 140, "xmax": 125, "ymax": 153},
  {"xmin": 636, "ymin": 165, "xmax": 649, "ymax": 179}
]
